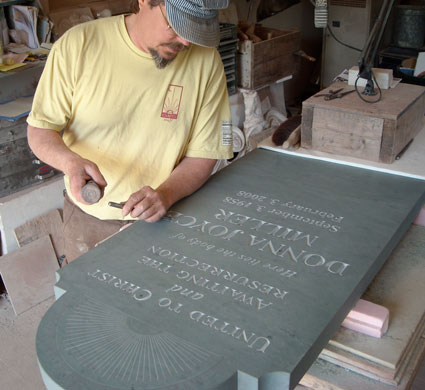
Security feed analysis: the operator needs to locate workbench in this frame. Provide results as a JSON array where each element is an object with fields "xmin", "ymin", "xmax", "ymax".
[{"xmin": 260, "ymin": 125, "xmax": 425, "ymax": 181}]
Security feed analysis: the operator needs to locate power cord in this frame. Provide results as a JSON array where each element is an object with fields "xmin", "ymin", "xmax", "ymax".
[
  {"xmin": 354, "ymin": 71, "xmax": 382, "ymax": 104},
  {"xmin": 326, "ymin": 24, "xmax": 362, "ymax": 52}
]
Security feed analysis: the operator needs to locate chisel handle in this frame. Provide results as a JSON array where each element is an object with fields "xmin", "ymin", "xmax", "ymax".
[{"xmin": 81, "ymin": 180, "xmax": 101, "ymax": 204}]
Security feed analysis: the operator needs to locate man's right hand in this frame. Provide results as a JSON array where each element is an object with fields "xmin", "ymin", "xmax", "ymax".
[{"xmin": 65, "ymin": 156, "xmax": 107, "ymax": 204}]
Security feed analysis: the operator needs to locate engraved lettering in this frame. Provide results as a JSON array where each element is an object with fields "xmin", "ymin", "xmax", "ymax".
[
  {"xmin": 190, "ymin": 310, "xmax": 205, "ymax": 322},
  {"xmin": 325, "ymin": 261, "xmax": 350, "ymax": 276},
  {"xmin": 133, "ymin": 289, "xmax": 152, "ymax": 301},
  {"xmin": 303, "ymin": 254, "xmax": 326, "ymax": 267},
  {"xmin": 248, "ymin": 337, "xmax": 271, "ymax": 353},
  {"xmin": 214, "ymin": 209, "xmax": 235, "ymax": 222},
  {"xmin": 176, "ymin": 215, "xmax": 197, "ymax": 227},
  {"xmin": 201, "ymin": 316, "xmax": 219, "ymax": 327}
]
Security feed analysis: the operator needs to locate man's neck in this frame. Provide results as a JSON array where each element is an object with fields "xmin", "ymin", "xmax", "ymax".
[{"xmin": 125, "ymin": 13, "xmax": 149, "ymax": 53}]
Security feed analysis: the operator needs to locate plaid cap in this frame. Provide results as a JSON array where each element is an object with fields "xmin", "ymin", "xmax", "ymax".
[{"xmin": 165, "ymin": 0, "xmax": 229, "ymax": 47}]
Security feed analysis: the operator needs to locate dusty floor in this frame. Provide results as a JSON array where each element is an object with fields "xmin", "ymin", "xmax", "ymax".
[
  {"xmin": 0, "ymin": 292, "xmax": 53, "ymax": 390},
  {"xmin": 0, "ymin": 290, "xmax": 424, "ymax": 390}
]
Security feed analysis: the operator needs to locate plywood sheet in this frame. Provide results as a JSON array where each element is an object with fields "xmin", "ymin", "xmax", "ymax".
[
  {"xmin": 301, "ymin": 331, "xmax": 425, "ymax": 390},
  {"xmin": 0, "ymin": 235, "xmax": 58, "ymax": 315}
]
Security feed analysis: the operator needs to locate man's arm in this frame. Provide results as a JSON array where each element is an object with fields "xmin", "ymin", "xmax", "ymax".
[
  {"xmin": 122, "ymin": 157, "xmax": 216, "ymax": 222},
  {"xmin": 27, "ymin": 125, "xmax": 107, "ymax": 204}
]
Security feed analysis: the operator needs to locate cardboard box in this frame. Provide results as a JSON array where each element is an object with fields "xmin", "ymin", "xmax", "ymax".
[
  {"xmin": 39, "ymin": 0, "xmax": 132, "ymax": 36},
  {"xmin": 238, "ymin": 26, "xmax": 300, "ymax": 90},
  {"xmin": 301, "ymin": 82, "xmax": 425, "ymax": 163}
]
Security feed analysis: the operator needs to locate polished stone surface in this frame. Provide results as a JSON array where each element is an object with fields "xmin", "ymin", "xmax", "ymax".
[{"xmin": 36, "ymin": 149, "xmax": 425, "ymax": 390}]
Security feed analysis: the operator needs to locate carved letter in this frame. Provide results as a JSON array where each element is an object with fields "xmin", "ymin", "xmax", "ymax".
[
  {"xmin": 88, "ymin": 269, "xmax": 101, "ymax": 278},
  {"xmin": 273, "ymin": 288, "xmax": 288, "ymax": 300},
  {"xmin": 214, "ymin": 209, "xmax": 234, "ymax": 222},
  {"xmin": 303, "ymin": 254, "xmax": 326, "ymax": 267},
  {"xmin": 133, "ymin": 289, "xmax": 152, "ymax": 301},
  {"xmin": 287, "ymin": 231, "xmax": 319, "ymax": 247},
  {"xmin": 221, "ymin": 229, "xmax": 244, "ymax": 241},
  {"xmin": 228, "ymin": 214, "xmax": 251, "ymax": 225},
  {"xmin": 202, "ymin": 316, "xmax": 219, "ymax": 327},
  {"xmin": 189, "ymin": 311, "xmax": 205, "ymax": 322},
  {"xmin": 248, "ymin": 337, "xmax": 271, "ymax": 353},
  {"xmin": 191, "ymin": 293, "xmax": 204, "ymax": 300},
  {"xmin": 176, "ymin": 215, "xmax": 197, "ymax": 227},
  {"xmin": 280, "ymin": 270, "xmax": 297, "ymax": 278},
  {"xmin": 166, "ymin": 284, "xmax": 182, "ymax": 293},
  {"xmin": 208, "ymin": 225, "xmax": 228, "ymax": 237},
  {"xmin": 325, "ymin": 261, "xmax": 350, "ymax": 276},
  {"xmin": 257, "ymin": 299, "xmax": 273, "ymax": 310},
  {"xmin": 176, "ymin": 270, "xmax": 190, "ymax": 279}
]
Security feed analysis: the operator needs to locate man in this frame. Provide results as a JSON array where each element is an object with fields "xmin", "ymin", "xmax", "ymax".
[{"xmin": 27, "ymin": 0, "xmax": 233, "ymax": 263}]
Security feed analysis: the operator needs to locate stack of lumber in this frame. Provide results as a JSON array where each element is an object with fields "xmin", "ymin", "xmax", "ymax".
[{"xmin": 299, "ymin": 224, "xmax": 425, "ymax": 390}]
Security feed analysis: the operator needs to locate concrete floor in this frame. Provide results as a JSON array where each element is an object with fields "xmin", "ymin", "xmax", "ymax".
[
  {"xmin": 1, "ymin": 289, "xmax": 424, "ymax": 390},
  {"xmin": 0, "ymin": 292, "xmax": 52, "ymax": 390}
]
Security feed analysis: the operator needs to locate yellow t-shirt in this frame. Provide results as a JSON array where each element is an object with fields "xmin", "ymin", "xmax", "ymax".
[{"xmin": 27, "ymin": 15, "xmax": 233, "ymax": 220}]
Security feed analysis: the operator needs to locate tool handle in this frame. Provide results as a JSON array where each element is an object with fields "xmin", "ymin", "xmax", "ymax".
[{"xmin": 81, "ymin": 180, "xmax": 101, "ymax": 204}]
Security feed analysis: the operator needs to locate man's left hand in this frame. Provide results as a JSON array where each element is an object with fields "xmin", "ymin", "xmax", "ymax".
[{"xmin": 122, "ymin": 186, "xmax": 169, "ymax": 222}]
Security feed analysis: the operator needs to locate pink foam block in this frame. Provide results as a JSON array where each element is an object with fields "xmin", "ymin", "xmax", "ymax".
[
  {"xmin": 413, "ymin": 206, "xmax": 425, "ymax": 226},
  {"xmin": 341, "ymin": 299, "xmax": 389, "ymax": 338}
]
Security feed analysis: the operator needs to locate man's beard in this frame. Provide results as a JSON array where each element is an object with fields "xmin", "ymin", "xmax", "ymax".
[{"xmin": 149, "ymin": 43, "xmax": 188, "ymax": 69}]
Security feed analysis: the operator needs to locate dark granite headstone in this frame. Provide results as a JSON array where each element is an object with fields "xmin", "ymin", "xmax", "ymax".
[{"xmin": 36, "ymin": 149, "xmax": 425, "ymax": 390}]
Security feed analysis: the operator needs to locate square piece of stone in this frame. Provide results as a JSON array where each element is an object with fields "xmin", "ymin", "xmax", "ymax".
[{"xmin": 0, "ymin": 235, "xmax": 58, "ymax": 315}]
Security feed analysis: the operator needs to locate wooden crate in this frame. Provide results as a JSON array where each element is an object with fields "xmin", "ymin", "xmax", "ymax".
[
  {"xmin": 238, "ymin": 26, "xmax": 301, "ymax": 90},
  {"xmin": 38, "ymin": 0, "xmax": 132, "ymax": 18},
  {"xmin": 37, "ymin": 0, "xmax": 132, "ymax": 37},
  {"xmin": 301, "ymin": 82, "xmax": 425, "ymax": 163}
]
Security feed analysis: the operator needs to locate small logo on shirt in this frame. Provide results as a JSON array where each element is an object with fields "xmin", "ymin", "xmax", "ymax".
[{"xmin": 161, "ymin": 84, "xmax": 183, "ymax": 121}]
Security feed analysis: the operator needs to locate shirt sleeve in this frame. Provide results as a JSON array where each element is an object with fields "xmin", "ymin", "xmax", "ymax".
[
  {"xmin": 27, "ymin": 36, "xmax": 75, "ymax": 131},
  {"xmin": 185, "ymin": 49, "xmax": 234, "ymax": 160}
]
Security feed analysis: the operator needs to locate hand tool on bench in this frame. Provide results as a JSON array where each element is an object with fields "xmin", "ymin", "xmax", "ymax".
[{"xmin": 314, "ymin": 88, "xmax": 355, "ymax": 100}]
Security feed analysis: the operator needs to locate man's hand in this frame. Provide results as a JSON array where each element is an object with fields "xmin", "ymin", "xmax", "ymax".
[
  {"xmin": 122, "ymin": 186, "xmax": 169, "ymax": 222},
  {"xmin": 65, "ymin": 156, "xmax": 107, "ymax": 204},
  {"xmin": 122, "ymin": 157, "xmax": 216, "ymax": 222}
]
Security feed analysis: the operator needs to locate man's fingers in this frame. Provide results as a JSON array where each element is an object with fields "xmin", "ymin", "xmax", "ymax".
[
  {"xmin": 70, "ymin": 176, "xmax": 91, "ymax": 203},
  {"xmin": 122, "ymin": 192, "xmax": 147, "ymax": 216},
  {"xmin": 86, "ymin": 166, "xmax": 107, "ymax": 188},
  {"xmin": 130, "ymin": 202, "xmax": 149, "ymax": 219},
  {"xmin": 133, "ymin": 204, "xmax": 165, "ymax": 222},
  {"xmin": 123, "ymin": 187, "xmax": 167, "ymax": 221}
]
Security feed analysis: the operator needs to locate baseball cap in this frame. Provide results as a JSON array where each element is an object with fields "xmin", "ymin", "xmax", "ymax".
[{"xmin": 165, "ymin": 0, "xmax": 229, "ymax": 47}]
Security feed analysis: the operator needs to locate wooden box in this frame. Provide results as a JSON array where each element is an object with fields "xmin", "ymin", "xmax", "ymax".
[
  {"xmin": 39, "ymin": 0, "xmax": 132, "ymax": 15},
  {"xmin": 238, "ymin": 26, "xmax": 301, "ymax": 90},
  {"xmin": 38, "ymin": 0, "xmax": 132, "ymax": 36},
  {"xmin": 301, "ymin": 82, "xmax": 425, "ymax": 163}
]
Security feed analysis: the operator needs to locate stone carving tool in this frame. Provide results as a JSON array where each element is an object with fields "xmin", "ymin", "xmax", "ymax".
[
  {"xmin": 81, "ymin": 180, "xmax": 101, "ymax": 204},
  {"xmin": 108, "ymin": 201, "xmax": 123, "ymax": 209}
]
